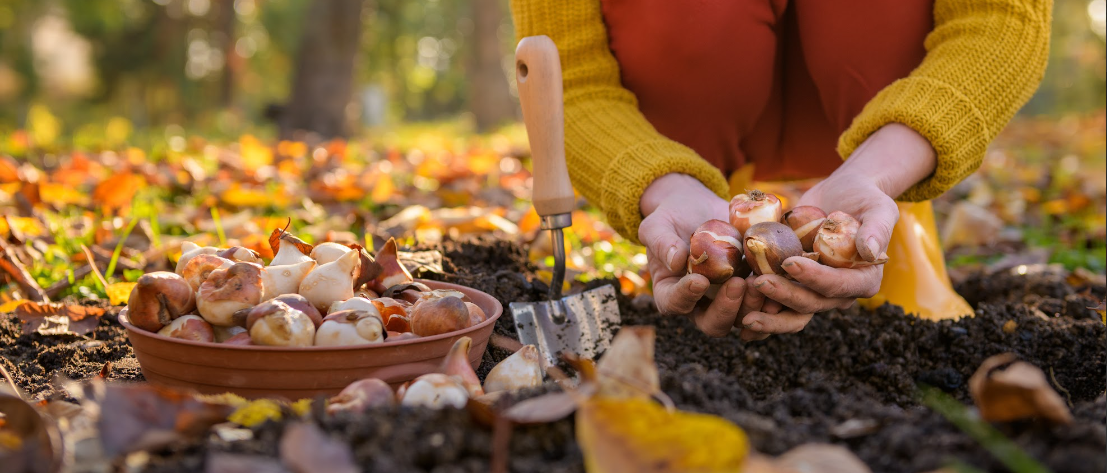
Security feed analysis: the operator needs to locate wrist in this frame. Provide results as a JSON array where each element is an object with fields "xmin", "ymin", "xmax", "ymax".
[
  {"xmin": 841, "ymin": 123, "xmax": 937, "ymax": 198},
  {"xmin": 640, "ymin": 173, "xmax": 719, "ymax": 216}
]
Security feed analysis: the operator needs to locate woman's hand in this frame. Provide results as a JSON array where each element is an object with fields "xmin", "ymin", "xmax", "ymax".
[
  {"xmin": 639, "ymin": 173, "xmax": 759, "ymax": 337},
  {"xmin": 740, "ymin": 123, "xmax": 937, "ymax": 337}
]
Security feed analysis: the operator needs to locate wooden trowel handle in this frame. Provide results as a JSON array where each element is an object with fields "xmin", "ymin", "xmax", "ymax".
[{"xmin": 516, "ymin": 36, "xmax": 574, "ymax": 218}]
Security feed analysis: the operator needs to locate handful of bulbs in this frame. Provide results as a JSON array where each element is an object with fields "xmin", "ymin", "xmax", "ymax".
[
  {"xmin": 687, "ymin": 190, "xmax": 888, "ymax": 285},
  {"xmin": 126, "ymin": 226, "xmax": 487, "ymax": 347}
]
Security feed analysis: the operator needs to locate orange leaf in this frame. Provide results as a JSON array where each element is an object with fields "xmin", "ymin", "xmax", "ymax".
[
  {"xmin": 92, "ymin": 172, "xmax": 145, "ymax": 211},
  {"xmin": 14, "ymin": 301, "xmax": 107, "ymax": 336}
]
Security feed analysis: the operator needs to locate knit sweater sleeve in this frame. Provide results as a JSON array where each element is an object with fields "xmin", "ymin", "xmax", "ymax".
[
  {"xmin": 838, "ymin": 0, "xmax": 1052, "ymax": 201},
  {"xmin": 509, "ymin": 0, "xmax": 730, "ymax": 244}
]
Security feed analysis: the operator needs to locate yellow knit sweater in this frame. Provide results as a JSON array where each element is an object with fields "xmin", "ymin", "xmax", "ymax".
[{"xmin": 509, "ymin": 0, "xmax": 1051, "ymax": 243}]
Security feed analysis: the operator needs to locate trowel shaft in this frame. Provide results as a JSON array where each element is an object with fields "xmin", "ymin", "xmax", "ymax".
[{"xmin": 541, "ymin": 214, "xmax": 572, "ymax": 300}]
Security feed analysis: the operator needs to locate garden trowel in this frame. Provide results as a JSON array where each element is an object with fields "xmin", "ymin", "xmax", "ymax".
[{"xmin": 509, "ymin": 36, "xmax": 621, "ymax": 368}]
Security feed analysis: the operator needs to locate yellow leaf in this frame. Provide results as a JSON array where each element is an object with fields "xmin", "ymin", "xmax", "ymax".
[
  {"xmin": 576, "ymin": 397, "xmax": 749, "ymax": 473},
  {"xmin": 106, "ymin": 282, "xmax": 137, "ymax": 306},
  {"xmin": 228, "ymin": 399, "xmax": 283, "ymax": 427},
  {"xmin": 0, "ymin": 216, "xmax": 45, "ymax": 237},
  {"xmin": 0, "ymin": 299, "xmax": 26, "ymax": 313},
  {"xmin": 39, "ymin": 182, "xmax": 89, "ymax": 207},
  {"xmin": 371, "ymin": 172, "xmax": 395, "ymax": 204},
  {"xmin": 240, "ymin": 134, "xmax": 273, "ymax": 172},
  {"xmin": 28, "ymin": 103, "xmax": 60, "ymax": 147}
]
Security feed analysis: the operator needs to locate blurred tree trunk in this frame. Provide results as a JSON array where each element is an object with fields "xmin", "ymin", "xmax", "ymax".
[
  {"xmin": 217, "ymin": 0, "xmax": 236, "ymax": 107},
  {"xmin": 279, "ymin": 0, "xmax": 365, "ymax": 140},
  {"xmin": 468, "ymin": 0, "xmax": 515, "ymax": 132}
]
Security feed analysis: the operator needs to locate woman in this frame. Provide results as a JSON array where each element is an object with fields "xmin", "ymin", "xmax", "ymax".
[{"xmin": 509, "ymin": 0, "xmax": 1051, "ymax": 339}]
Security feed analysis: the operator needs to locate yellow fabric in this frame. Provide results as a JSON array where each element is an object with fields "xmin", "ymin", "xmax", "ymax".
[
  {"xmin": 858, "ymin": 201, "xmax": 974, "ymax": 320},
  {"xmin": 509, "ymin": 0, "xmax": 1052, "ymax": 243}
]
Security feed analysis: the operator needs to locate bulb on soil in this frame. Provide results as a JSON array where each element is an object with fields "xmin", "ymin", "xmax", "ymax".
[
  {"xmin": 260, "ymin": 260, "xmax": 316, "ymax": 301},
  {"xmin": 197, "ymin": 262, "xmax": 265, "ymax": 326},
  {"xmin": 687, "ymin": 219, "xmax": 743, "ymax": 284},
  {"xmin": 743, "ymin": 222, "xmax": 804, "ymax": 276},
  {"xmin": 175, "ymin": 241, "xmax": 219, "ymax": 275},
  {"xmin": 327, "ymin": 378, "xmax": 396, "ymax": 414},
  {"xmin": 180, "ymin": 254, "xmax": 234, "ymax": 292},
  {"xmin": 410, "ymin": 295, "xmax": 470, "ymax": 336},
  {"xmin": 729, "ymin": 190, "xmax": 784, "ymax": 235},
  {"xmin": 782, "ymin": 206, "xmax": 828, "ymax": 252},
  {"xmin": 156, "ymin": 314, "xmax": 215, "ymax": 343},
  {"xmin": 298, "ymin": 250, "xmax": 359, "ymax": 312},
  {"xmin": 441, "ymin": 337, "xmax": 483, "ymax": 397},
  {"xmin": 483, "ymin": 345, "xmax": 544, "ymax": 394},
  {"xmin": 313, "ymin": 309, "xmax": 386, "ymax": 346},
  {"xmin": 310, "ymin": 242, "xmax": 353, "ymax": 265},
  {"xmin": 127, "ymin": 271, "xmax": 196, "ymax": 332},
  {"xmin": 247, "ymin": 299, "xmax": 316, "ymax": 347},
  {"xmin": 400, "ymin": 373, "xmax": 470, "ymax": 409}
]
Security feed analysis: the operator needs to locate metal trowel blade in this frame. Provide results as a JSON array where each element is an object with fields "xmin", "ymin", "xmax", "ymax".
[{"xmin": 509, "ymin": 284, "xmax": 621, "ymax": 368}]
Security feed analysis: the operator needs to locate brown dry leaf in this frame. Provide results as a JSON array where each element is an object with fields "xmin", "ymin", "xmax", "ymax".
[
  {"xmin": 501, "ymin": 391, "xmax": 582, "ymax": 425},
  {"xmin": 968, "ymin": 353, "xmax": 1073, "ymax": 424},
  {"xmin": 0, "ymin": 391, "xmax": 60, "ymax": 473},
  {"xmin": 14, "ymin": 301, "xmax": 106, "ymax": 336},
  {"xmin": 347, "ymin": 243, "xmax": 381, "ymax": 291},
  {"xmin": 279, "ymin": 422, "xmax": 358, "ymax": 473},
  {"xmin": 92, "ymin": 172, "xmax": 145, "ymax": 212},
  {"xmin": 97, "ymin": 382, "xmax": 232, "ymax": 457},
  {"xmin": 595, "ymin": 326, "xmax": 659, "ymax": 399},
  {"xmin": 576, "ymin": 397, "xmax": 748, "ymax": 473},
  {"xmin": 268, "ymin": 222, "xmax": 314, "ymax": 256}
]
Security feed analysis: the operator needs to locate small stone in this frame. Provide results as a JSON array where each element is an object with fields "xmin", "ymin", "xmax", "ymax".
[{"xmin": 1002, "ymin": 320, "xmax": 1018, "ymax": 334}]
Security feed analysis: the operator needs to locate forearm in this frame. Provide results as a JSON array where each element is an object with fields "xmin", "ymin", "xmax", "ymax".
[{"xmin": 836, "ymin": 123, "xmax": 937, "ymax": 199}]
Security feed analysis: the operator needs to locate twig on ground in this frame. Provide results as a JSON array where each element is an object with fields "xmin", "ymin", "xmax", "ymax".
[
  {"xmin": 1048, "ymin": 367, "xmax": 1074, "ymax": 408},
  {"xmin": 79, "ymin": 244, "xmax": 110, "ymax": 291},
  {"xmin": 45, "ymin": 265, "xmax": 94, "ymax": 299},
  {"xmin": 0, "ymin": 356, "xmax": 20, "ymax": 396},
  {"xmin": 0, "ymin": 238, "xmax": 48, "ymax": 302}
]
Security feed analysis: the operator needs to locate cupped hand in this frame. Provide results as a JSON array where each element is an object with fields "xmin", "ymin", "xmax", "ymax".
[{"xmin": 638, "ymin": 173, "xmax": 753, "ymax": 337}]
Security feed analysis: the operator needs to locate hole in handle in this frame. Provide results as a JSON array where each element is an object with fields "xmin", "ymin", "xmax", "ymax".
[{"xmin": 516, "ymin": 61, "xmax": 528, "ymax": 83}]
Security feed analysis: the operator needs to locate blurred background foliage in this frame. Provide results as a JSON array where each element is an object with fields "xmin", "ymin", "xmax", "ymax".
[{"xmin": 0, "ymin": 0, "xmax": 1101, "ymax": 143}]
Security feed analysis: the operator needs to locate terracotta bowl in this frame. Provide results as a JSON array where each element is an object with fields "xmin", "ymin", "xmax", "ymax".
[{"xmin": 119, "ymin": 280, "xmax": 502, "ymax": 400}]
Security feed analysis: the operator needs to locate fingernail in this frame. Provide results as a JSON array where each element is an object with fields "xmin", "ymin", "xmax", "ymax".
[
  {"xmin": 782, "ymin": 260, "xmax": 801, "ymax": 275},
  {"xmin": 726, "ymin": 280, "xmax": 742, "ymax": 299},
  {"xmin": 865, "ymin": 237, "xmax": 880, "ymax": 262},
  {"xmin": 742, "ymin": 317, "xmax": 762, "ymax": 332},
  {"xmin": 756, "ymin": 280, "xmax": 773, "ymax": 293},
  {"xmin": 665, "ymin": 246, "xmax": 678, "ymax": 272},
  {"xmin": 689, "ymin": 279, "xmax": 707, "ymax": 293}
]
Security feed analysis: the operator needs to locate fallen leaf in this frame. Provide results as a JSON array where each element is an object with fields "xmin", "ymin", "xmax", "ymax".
[
  {"xmin": 0, "ymin": 391, "xmax": 60, "ymax": 473},
  {"xmin": 596, "ymin": 327, "xmax": 659, "ymax": 399},
  {"xmin": 576, "ymin": 397, "xmax": 748, "ymax": 473},
  {"xmin": 0, "ymin": 299, "xmax": 26, "ymax": 313},
  {"xmin": 279, "ymin": 422, "xmax": 358, "ymax": 473},
  {"xmin": 347, "ymin": 244, "xmax": 381, "ymax": 291},
  {"xmin": 968, "ymin": 353, "xmax": 1072, "ymax": 424},
  {"xmin": 501, "ymin": 391, "xmax": 581, "ymax": 425},
  {"xmin": 228, "ymin": 399, "xmax": 284, "ymax": 428},
  {"xmin": 774, "ymin": 444, "xmax": 872, "ymax": 473},
  {"xmin": 92, "ymin": 172, "xmax": 145, "ymax": 212},
  {"xmin": 14, "ymin": 301, "xmax": 106, "ymax": 336},
  {"xmin": 106, "ymin": 282, "xmax": 137, "ymax": 306},
  {"xmin": 96, "ymin": 382, "xmax": 231, "ymax": 457}
]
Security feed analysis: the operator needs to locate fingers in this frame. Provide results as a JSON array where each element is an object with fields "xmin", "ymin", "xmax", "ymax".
[
  {"xmin": 653, "ymin": 273, "xmax": 709, "ymax": 315},
  {"xmin": 856, "ymin": 197, "xmax": 899, "ymax": 262},
  {"xmin": 779, "ymin": 257, "xmax": 884, "ymax": 299},
  {"xmin": 691, "ymin": 278, "xmax": 746, "ymax": 337},
  {"xmin": 740, "ymin": 329, "xmax": 771, "ymax": 342},
  {"xmin": 740, "ymin": 309, "xmax": 814, "ymax": 335},
  {"xmin": 638, "ymin": 213, "xmax": 690, "ymax": 274},
  {"xmin": 753, "ymin": 274, "xmax": 856, "ymax": 313}
]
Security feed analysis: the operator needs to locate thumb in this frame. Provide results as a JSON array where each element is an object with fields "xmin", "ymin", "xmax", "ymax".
[
  {"xmin": 856, "ymin": 197, "xmax": 899, "ymax": 262},
  {"xmin": 638, "ymin": 213, "xmax": 689, "ymax": 273}
]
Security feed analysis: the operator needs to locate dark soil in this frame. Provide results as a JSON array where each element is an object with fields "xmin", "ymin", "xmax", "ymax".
[{"xmin": 2, "ymin": 236, "xmax": 1104, "ymax": 473}]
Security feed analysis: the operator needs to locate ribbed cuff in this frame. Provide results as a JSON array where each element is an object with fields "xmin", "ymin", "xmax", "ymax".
[
  {"xmin": 837, "ymin": 77, "xmax": 990, "ymax": 202},
  {"xmin": 600, "ymin": 140, "xmax": 729, "ymax": 245}
]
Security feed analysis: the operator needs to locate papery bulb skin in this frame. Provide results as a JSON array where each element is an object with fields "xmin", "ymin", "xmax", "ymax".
[
  {"xmin": 298, "ymin": 250, "xmax": 359, "ymax": 312},
  {"xmin": 271, "ymin": 293, "xmax": 323, "ymax": 327},
  {"xmin": 326, "ymin": 378, "xmax": 396, "ymax": 414},
  {"xmin": 410, "ymin": 295, "xmax": 470, "ymax": 336},
  {"xmin": 400, "ymin": 373, "xmax": 470, "ymax": 409},
  {"xmin": 156, "ymin": 314, "xmax": 215, "ymax": 343},
  {"xmin": 260, "ymin": 260, "xmax": 316, "ymax": 301},
  {"xmin": 222, "ymin": 332, "xmax": 253, "ymax": 346},
  {"xmin": 782, "ymin": 206, "xmax": 828, "ymax": 252},
  {"xmin": 372, "ymin": 297, "xmax": 413, "ymax": 332},
  {"xmin": 313, "ymin": 309, "xmax": 386, "ymax": 346},
  {"xmin": 371, "ymin": 238, "xmax": 414, "ymax": 293},
  {"xmin": 686, "ymin": 219, "xmax": 743, "ymax": 284},
  {"xmin": 812, "ymin": 211, "xmax": 883, "ymax": 269},
  {"xmin": 729, "ymin": 190, "xmax": 784, "ymax": 235},
  {"xmin": 213, "ymin": 324, "xmax": 247, "ymax": 343},
  {"xmin": 127, "ymin": 271, "xmax": 196, "ymax": 332},
  {"xmin": 310, "ymin": 242, "xmax": 353, "ymax": 265},
  {"xmin": 328, "ymin": 296, "xmax": 376, "ymax": 315},
  {"xmin": 218, "ymin": 246, "xmax": 263, "ymax": 265},
  {"xmin": 483, "ymin": 345, "xmax": 544, "ymax": 394},
  {"xmin": 743, "ymin": 222, "xmax": 804, "ymax": 276},
  {"xmin": 197, "ymin": 263, "xmax": 265, "ymax": 326},
  {"xmin": 175, "ymin": 241, "xmax": 219, "ymax": 275},
  {"xmin": 181, "ymin": 254, "xmax": 234, "ymax": 292}
]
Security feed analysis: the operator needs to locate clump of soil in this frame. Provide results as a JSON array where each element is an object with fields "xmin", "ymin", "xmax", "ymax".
[{"xmin": 2, "ymin": 237, "xmax": 1104, "ymax": 473}]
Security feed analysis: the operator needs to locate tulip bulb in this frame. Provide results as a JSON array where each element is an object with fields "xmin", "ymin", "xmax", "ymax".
[
  {"xmin": 743, "ymin": 222, "xmax": 804, "ymax": 276},
  {"xmin": 213, "ymin": 325, "xmax": 247, "ymax": 343},
  {"xmin": 464, "ymin": 302, "xmax": 486, "ymax": 326},
  {"xmin": 127, "ymin": 271, "xmax": 196, "ymax": 332},
  {"xmin": 328, "ymin": 296, "xmax": 376, "ymax": 315},
  {"xmin": 269, "ymin": 238, "xmax": 314, "ymax": 266},
  {"xmin": 181, "ymin": 254, "xmax": 234, "ymax": 292},
  {"xmin": 813, "ymin": 211, "xmax": 888, "ymax": 269},
  {"xmin": 687, "ymin": 219, "xmax": 743, "ymax": 284},
  {"xmin": 156, "ymin": 314, "xmax": 215, "ymax": 343},
  {"xmin": 175, "ymin": 241, "xmax": 219, "ymax": 275},
  {"xmin": 218, "ymin": 246, "xmax": 263, "ymax": 264},
  {"xmin": 327, "ymin": 378, "xmax": 396, "ymax": 414},
  {"xmin": 400, "ymin": 373, "xmax": 469, "ymax": 409},
  {"xmin": 222, "ymin": 332, "xmax": 252, "ymax": 346},
  {"xmin": 314, "ymin": 309, "xmax": 386, "ymax": 346},
  {"xmin": 782, "ymin": 206, "xmax": 828, "ymax": 252},
  {"xmin": 441, "ymin": 337, "xmax": 483, "ymax": 397},
  {"xmin": 247, "ymin": 300, "xmax": 316, "ymax": 347},
  {"xmin": 261, "ymin": 260, "xmax": 316, "ymax": 301},
  {"xmin": 310, "ymin": 242, "xmax": 353, "ymax": 265},
  {"xmin": 371, "ymin": 238, "xmax": 413, "ymax": 292},
  {"xmin": 272, "ymin": 293, "xmax": 323, "ymax": 327},
  {"xmin": 373, "ymin": 297, "xmax": 413, "ymax": 333},
  {"xmin": 299, "ymin": 250, "xmax": 359, "ymax": 312},
  {"xmin": 410, "ymin": 295, "xmax": 470, "ymax": 336},
  {"xmin": 197, "ymin": 263, "xmax": 264, "ymax": 326},
  {"xmin": 729, "ymin": 190, "xmax": 784, "ymax": 235},
  {"xmin": 483, "ymin": 345, "xmax": 544, "ymax": 394}
]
